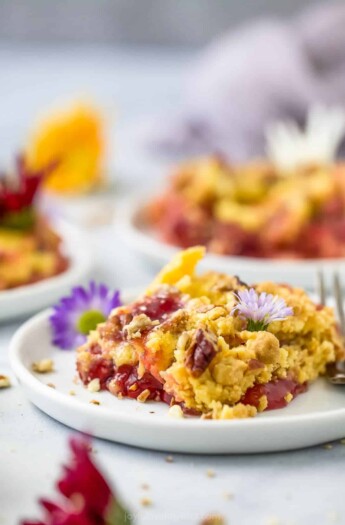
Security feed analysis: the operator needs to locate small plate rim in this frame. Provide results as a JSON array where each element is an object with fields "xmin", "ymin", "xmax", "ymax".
[
  {"xmin": 0, "ymin": 219, "xmax": 93, "ymax": 319},
  {"xmin": 9, "ymin": 306, "xmax": 345, "ymax": 453}
]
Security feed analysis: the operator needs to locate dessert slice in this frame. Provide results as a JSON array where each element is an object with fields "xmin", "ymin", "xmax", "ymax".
[{"xmin": 77, "ymin": 247, "xmax": 343, "ymax": 419}]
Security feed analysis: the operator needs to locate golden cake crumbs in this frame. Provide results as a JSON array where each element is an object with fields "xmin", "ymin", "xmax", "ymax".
[
  {"xmin": 140, "ymin": 497, "xmax": 152, "ymax": 507},
  {"xmin": 69, "ymin": 390, "xmax": 76, "ymax": 396},
  {"xmin": 76, "ymin": 247, "xmax": 344, "ymax": 419},
  {"xmin": 46, "ymin": 382, "xmax": 56, "ymax": 389},
  {"xmin": 200, "ymin": 514, "xmax": 226, "ymax": 525},
  {"xmin": 32, "ymin": 358, "xmax": 54, "ymax": 373},
  {"xmin": 206, "ymin": 469, "xmax": 216, "ymax": 478},
  {"xmin": 165, "ymin": 455, "xmax": 174, "ymax": 463},
  {"xmin": 168, "ymin": 405, "xmax": 184, "ymax": 418},
  {"xmin": 90, "ymin": 399, "xmax": 100, "ymax": 405},
  {"xmin": 0, "ymin": 375, "xmax": 11, "ymax": 389},
  {"xmin": 87, "ymin": 378, "xmax": 100, "ymax": 393}
]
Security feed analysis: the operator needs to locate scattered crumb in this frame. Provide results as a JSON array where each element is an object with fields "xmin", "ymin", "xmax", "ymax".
[
  {"xmin": 90, "ymin": 399, "xmax": 100, "ymax": 405},
  {"xmin": 47, "ymin": 383, "xmax": 56, "ymax": 389},
  {"xmin": 32, "ymin": 359, "xmax": 54, "ymax": 373},
  {"xmin": 87, "ymin": 378, "xmax": 100, "ymax": 393},
  {"xmin": 168, "ymin": 405, "xmax": 184, "ymax": 419},
  {"xmin": 323, "ymin": 443, "xmax": 333, "ymax": 450},
  {"xmin": 200, "ymin": 515, "xmax": 226, "ymax": 525},
  {"xmin": 149, "ymin": 411, "xmax": 155, "ymax": 414},
  {"xmin": 223, "ymin": 492, "xmax": 234, "ymax": 500},
  {"xmin": 340, "ymin": 438, "xmax": 345, "ymax": 445},
  {"xmin": 141, "ymin": 483, "xmax": 150, "ymax": 490},
  {"xmin": 266, "ymin": 518, "xmax": 281, "ymax": 525},
  {"xmin": 165, "ymin": 455, "xmax": 174, "ymax": 463},
  {"xmin": 0, "ymin": 375, "xmax": 11, "ymax": 389},
  {"xmin": 206, "ymin": 469, "xmax": 216, "ymax": 478},
  {"xmin": 284, "ymin": 392, "xmax": 293, "ymax": 403},
  {"xmin": 140, "ymin": 497, "xmax": 152, "ymax": 507},
  {"xmin": 327, "ymin": 511, "xmax": 340, "ymax": 523},
  {"xmin": 137, "ymin": 389, "xmax": 151, "ymax": 403},
  {"xmin": 69, "ymin": 390, "xmax": 76, "ymax": 396}
]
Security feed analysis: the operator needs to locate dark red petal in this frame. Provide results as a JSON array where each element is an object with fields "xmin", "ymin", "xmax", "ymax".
[{"xmin": 57, "ymin": 436, "xmax": 112, "ymax": 516}]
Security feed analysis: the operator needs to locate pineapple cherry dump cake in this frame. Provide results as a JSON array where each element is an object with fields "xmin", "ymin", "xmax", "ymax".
[
  {"xmin": 144, "ymin": 156, "xmax": 345, "ymax": 259},
  {"xmin": 76, "ymin": 247, "xmax": 343, "ymax": 419},
  {"xmin": 0, "ymin": 156, "xmax": 69, "ymax": 290}
]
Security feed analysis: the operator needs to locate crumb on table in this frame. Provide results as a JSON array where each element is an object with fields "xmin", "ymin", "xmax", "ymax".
[
  {"xmin": 140, "ymin": 497, "xmax": 152, "ymax": 507},
  {"xmin": 0, "ymin": 374, "xmax": 11, "ymax": 389},
  {"xmin": 32, "ymin": 358, "xmax": 54, "ymax": 373}
]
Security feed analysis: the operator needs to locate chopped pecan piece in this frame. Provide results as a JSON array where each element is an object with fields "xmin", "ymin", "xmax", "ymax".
[
  {"xmin": 99, "ymin": 311, "xmax": 133, "ymax": 342},
  {"xmin": 185, "ymin": 328, "xmax": 218, "ymax": 377}
]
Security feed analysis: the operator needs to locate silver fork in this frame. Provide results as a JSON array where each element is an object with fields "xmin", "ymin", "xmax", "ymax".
[{"xmin": 317, "ymin": 270, "xmax": 345, "ymax": 384}]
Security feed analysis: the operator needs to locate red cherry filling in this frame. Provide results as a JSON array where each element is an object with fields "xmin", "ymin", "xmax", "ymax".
[
  {"xmin": 79, "ymin": 356, "xmax": 114, "ymax": 389},
  {"xmin": 241, "ymin": 378, "xmax": 307, "ymax": 410},
  {"xmin": 131, "ymin": 292, "xmax": 182, "ymax": 321},
  {"xmin": 110, "ymin": 364, "xmax": 170, "ymax": 402}
]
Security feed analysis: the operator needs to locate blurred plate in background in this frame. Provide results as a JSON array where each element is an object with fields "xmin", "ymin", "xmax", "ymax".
[
  {"xmin": 121, "ymin": 200, "xmax": 345, "ymax": 290},
  {"xmin": 0, "ymin": 220, "xmax": 93, "ymax": 321}
]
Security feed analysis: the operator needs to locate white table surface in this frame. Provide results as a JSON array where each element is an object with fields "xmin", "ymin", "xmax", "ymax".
[{"xmin": 1, "ymin": 44, "xmax": 345, "ymax": 525}]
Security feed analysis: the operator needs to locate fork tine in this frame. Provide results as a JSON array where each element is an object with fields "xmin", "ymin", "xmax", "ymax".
[
  {"xmin": 317, "ymin": 269, "xmax": 326, "ymax": 306},
  {"xmin": 333, "ymin": 272, "xmax": 345, "ymax": 337}
]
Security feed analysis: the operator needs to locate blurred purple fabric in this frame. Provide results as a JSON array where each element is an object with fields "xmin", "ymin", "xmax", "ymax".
[{"xmin": 143, "ymin": 2, "xmax": 345, "ymax": 161}]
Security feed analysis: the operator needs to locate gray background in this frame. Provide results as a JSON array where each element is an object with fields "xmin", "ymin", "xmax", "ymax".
[{"xmin": 0, "ymin": 0, "xmax": 325, "ymax": 46}]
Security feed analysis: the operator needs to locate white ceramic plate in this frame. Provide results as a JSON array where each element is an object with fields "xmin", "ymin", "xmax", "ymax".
[
  {"xmin": 120, "ymin": 200, "xmax": 345, "ymax": 289},
  {"xmin": 0, "ymin": 221, "xmax": 93, "ymax": 320},
  {"xmin": 10, "ymin": 304, "xmax": 345, "ymax": 454}
]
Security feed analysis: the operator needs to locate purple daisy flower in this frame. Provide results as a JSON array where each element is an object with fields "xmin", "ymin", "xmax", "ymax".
[
  {"xmin": 232, "ymin": 288, "xmax": 293, "ymax": 331},
  {"xmin": 50, "ymin": 282, "xmax": 121, "ymax": 349}
]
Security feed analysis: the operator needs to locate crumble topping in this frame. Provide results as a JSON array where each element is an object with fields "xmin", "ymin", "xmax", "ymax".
[{"xmin": 76, "ymin": 247, "xmax": 343, "ymax": 419}]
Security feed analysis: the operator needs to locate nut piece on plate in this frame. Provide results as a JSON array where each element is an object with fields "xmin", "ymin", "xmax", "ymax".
[
  {"xmin": 87, "ymin": 378, "xmax": 101, "ymax": 393},
  {"xmin": 0, "ymin": 374, "xmax": 11, "ymax": 388},
  {"xmin": 32, "ymin": 359, "xmax": 54, "ymax": 373}
]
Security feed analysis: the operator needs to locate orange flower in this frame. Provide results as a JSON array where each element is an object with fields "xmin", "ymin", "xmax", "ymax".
[{"xmin": 26, "ymin": 102, "xmax": 105, "ymax": 194}]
